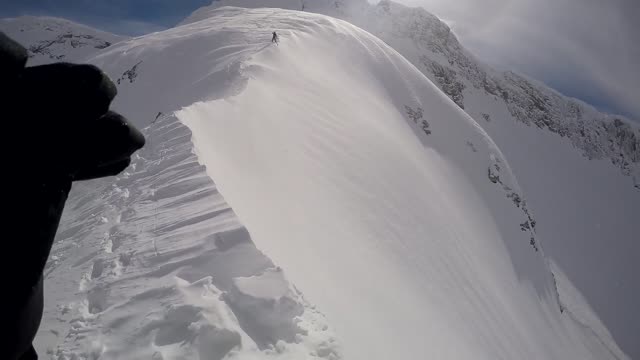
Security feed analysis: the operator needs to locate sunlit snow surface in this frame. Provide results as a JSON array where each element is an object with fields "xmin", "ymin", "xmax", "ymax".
[{"xmin": 19, "ymin": 6, "xmax": 627, "ymax": 360}]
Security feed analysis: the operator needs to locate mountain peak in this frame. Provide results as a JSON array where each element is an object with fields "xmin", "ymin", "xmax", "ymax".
[{"xmin": 0, "ymin": 16, "xmax": 125, "ymax": 65}]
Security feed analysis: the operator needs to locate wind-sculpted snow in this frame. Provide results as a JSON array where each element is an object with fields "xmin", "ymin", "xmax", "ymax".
[
  {"xmin": 9, "ymin": 5, "xmax": 630, "ymax": 360},
  {"xmin": 26, "ymin": 13, "xmax": 341, "ymax": 358},
  {"xmin": 39, "ymin": 114, "xmax": 340, "ymax": 359},
  {"xmin": 175, "ymin": 7, "xmax": 626, "ymax": 360},
  {"xmin": 196, "ymin": 1, "xmax": 640, "ymax": 355},
  {"xmin": 0, "ymin": 16, "xmax": 124, "ymax": 65}
]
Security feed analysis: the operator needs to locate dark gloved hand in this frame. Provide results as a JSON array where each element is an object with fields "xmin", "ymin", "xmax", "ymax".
[
  {"xmin": 2, "ymin": 31, "xmax": 145, "ymax": 181},
  {"xmin": 1, "ymin": 31, "xmax": 145, "ymax": 360}
]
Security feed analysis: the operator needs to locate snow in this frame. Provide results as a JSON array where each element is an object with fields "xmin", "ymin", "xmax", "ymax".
[
  {"xmin": 465, "ymin": 87, "xmax": 640, "ymax": 358},
  {"xmin": 0, "ymin": 16, "xmax": 125, "ymax": 65},
  {"xmin": 39, "ymin": 112, "xmax": 339, "ymax": 359},
  {"xmin": 3, "ymin": 4, "xmax": 631, "ymax": 360},
  {"xmin": 192, "ymin": 1, "xmax": 640, "ymax": 356},
  {"xmin": 549, "ymin": 261, "xmax": 628, "ymax": 360},
  {"xmin": 174, "ymin": 7, "xmax": 626, "ymax": 359}
]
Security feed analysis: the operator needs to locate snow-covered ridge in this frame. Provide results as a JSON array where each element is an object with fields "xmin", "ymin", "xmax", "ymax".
[
  {"xmin": 4, "ymin": 5, "xmax": 632, "ymax": 360},
  {"xmin": 117, "ymin": 6, "xmax": 623, "ymax": 359},
  {"xmin": 40, "ymin": 113, "xmax": 339, "ymax": 359},
  {"xmin": 3, "ymin": 13, "xmax": 339, "ymax": 360},
  {"xmin": 0, "ymin": 16, "xmax": 125, "ymax": 65},
  {"xmin": 186, "ymin": 2, "xmax": 640, "ymax": 356},
  {"xmin": 198, "ymin": 0, "xmax": 640, "ymax": 189}
]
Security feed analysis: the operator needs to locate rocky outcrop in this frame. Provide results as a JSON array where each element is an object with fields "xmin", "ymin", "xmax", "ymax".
[
  {"xmin": 28, "ymin": 33, "xmax": 112, "ymax": 60},
  {"xmin": 421, "ymin": 57, "xmax": 465, "ymax": 109},
  {"xmin": 363, "ymin": 1, "xmax": 640, "ymax": 187}
]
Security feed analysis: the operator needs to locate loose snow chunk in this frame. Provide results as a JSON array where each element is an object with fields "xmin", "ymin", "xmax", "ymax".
[
  {"xmin": 225, "ymin": 268, "xmax": 305, "ymax": 349},
  {"xmin": 232, "ymin": 267, "xmax": 290, "ymax": 300}
]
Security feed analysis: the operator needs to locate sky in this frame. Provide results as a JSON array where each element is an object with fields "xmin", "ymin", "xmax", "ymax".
[{"xmin": 0, "ymin": 0, "xmax": 638, "ymax": 119}]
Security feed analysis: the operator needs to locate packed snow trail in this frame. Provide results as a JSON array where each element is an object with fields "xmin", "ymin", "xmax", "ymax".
[{"xmin": 22, "ymin": 5, "xmax": 627, "ymax": 360}]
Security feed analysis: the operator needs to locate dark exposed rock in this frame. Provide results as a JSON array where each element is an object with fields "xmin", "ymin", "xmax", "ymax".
[
  {"xmin": 421, "ymin": 57, "xmax": 465, "ymax": 109},
  {"xmin": 487, "ymin": 155, "xmax": 540, "ymax": 252},
  {"xmin": 404, "ymin": 105, "xmax": 423, "ymax": 123},
  {"xmin": 27, "ymin": 32, "xmax": 113, "ymax": 60},
  {"xmin": 530, "ymin": 237, "xmax": 539, "ymax": 252},
  {"xmin": 421, "ymin": 119, "xmax": 431, "ymax": 135},
  {"xmin": 488, "ymin": 167, "xmax": 501, "ymax": 184},
  {"xmin": 117, "ymin": 61, "xmax": 143, "ymax": 85},
  {"xmin": 507, "ymin": 192, "xmax": 522, "ymax": 208}
]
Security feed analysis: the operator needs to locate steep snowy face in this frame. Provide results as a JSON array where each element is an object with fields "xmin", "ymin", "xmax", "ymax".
[
  {"xmin": 0, "ymin": 16, "xmax": 125, "ymax": 65},
  {"xmin": 192, "ymin": 1, "xmax": 640, "ymax": 356},
  {"xmin": 124, "ymin": 6, "xmax": 622, "ymax": 360},
  {"xmin": 326, "ymin": 2, "xmax": 640, "ymax": 355},
  {"xmin": 204, "ymin": 0, "xmax": 640, "ymax": 186}
]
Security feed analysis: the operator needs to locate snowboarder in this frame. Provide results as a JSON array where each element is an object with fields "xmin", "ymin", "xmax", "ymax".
[
  {"xmin": 272, "ymin": 31, "xmax": 279, "ymax": 45},
  {"xmin": 0, "ymin": 31, "xmax": 145, "ymax": 360}
]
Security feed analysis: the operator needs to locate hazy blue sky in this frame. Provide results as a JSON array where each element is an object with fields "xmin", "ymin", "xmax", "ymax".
[
  {"xmin": 0, "ymin": 0, "xmax": 208, "ymax": 35},
  {"xmin": 1, "ymin": 0, "xmax": 638, "ymax": 120}
]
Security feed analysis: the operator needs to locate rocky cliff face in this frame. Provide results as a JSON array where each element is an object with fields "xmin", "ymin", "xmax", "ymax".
[{"xmin": 344, "ymin": 0, "xmax": 640, "ymax": 189}]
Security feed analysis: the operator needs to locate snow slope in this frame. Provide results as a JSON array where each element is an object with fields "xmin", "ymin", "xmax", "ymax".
[
  {"xmin": 0, "ymin": 16, "xmax": 125, "ymax": 65},
  {"xmin": 5, "ymin": 6, "xmax": 630, "ymax": 360},
  {"xmin": 7, "ymin": 16, "xmax": 338, "ymax": 360},
  {"xmin": 39, "ymin": 113, "xmax": 338, "ymax": 359},
  {"xmin": 332, "ymin": 4, "xmax": 640, "ymax": 356},
  {"xmin": 196, "ymin": 1, "xmax": 640, "ymax": 357},
  {"xmin": 173, "ymin": 7, "xmax": 628, "ymax": 360}
]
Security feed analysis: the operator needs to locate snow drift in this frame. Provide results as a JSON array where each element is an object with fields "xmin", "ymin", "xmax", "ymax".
[
  {"xmin": 173, "ymin": 7, "xmax": 627, "ymax": 360},
  {"xmin": 2, "ymin": 4, "xmax": 629, "ymax": 360},
  {"xmin": 191, "ymin": 1, "xmax": 640, "ymax": 356}
]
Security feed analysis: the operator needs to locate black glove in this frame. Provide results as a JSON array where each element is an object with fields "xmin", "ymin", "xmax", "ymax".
[
  {"xmin": 1, "ymin": 31, "xmax": 145, "ymax": 359},
  {"xmin": 2, "ymin": 32, "xmax": 145, "ymax": 181}
]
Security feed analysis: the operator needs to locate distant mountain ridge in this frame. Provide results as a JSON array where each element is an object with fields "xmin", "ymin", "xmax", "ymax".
[
  {"xmin": 0, "ymin": 16, "xmax": 125, "ymax": 65},
  {"xmin": 148, "ymin": 1, "xmax": 640, "ymax": 357}
]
